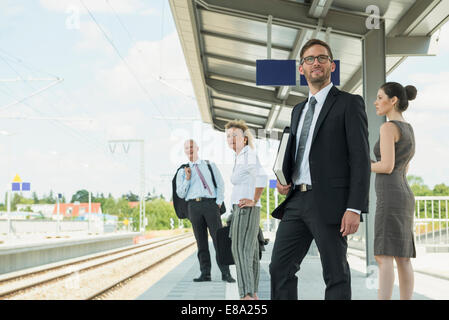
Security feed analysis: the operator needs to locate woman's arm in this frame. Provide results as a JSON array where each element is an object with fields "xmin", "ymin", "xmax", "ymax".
[
  {"xmin": 253, "ymin": 187, "xmax": 264, "ymax": 203},
  {"xmin": 371, "ymin": 122, "xmax": 397, "ymax": 174},
  {"xmin": 238, "ymin": 153, "xmax": 267, "ymax": 208},
  {"xmin": 238, "ymin": 187, "xmax": 264, "ymax": 208}
]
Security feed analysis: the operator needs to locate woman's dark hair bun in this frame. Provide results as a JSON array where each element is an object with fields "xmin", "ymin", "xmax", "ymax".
[{"xmin": 405, "ymin": 85, "xmax": 417, "ymax": 101}]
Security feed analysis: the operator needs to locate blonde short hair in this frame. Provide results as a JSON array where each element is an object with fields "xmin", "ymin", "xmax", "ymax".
[{"xmin": 225, "ymin": 119, "xmax": 255, "ymax": 149}]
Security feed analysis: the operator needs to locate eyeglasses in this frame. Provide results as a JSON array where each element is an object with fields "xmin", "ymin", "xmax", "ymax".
[{"xmin": 301, "ymin": 55, "xmax": 332, "ymax": 65}]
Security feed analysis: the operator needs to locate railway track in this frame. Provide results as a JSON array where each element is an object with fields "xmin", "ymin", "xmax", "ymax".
[
  {"xmin": 0, "ymin": 233, "xmax": 196, "ymax": 299},
  {"xmin": 85, "ymin": 240, "xmax": 196, "ymax": 300}
]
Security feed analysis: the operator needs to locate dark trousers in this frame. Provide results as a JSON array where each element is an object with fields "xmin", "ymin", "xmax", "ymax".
[
  {"xmin": 188, "ymin": 199, "xmax": 230, "ymax": 277},
  {"xmin": 269, "ymin": 190, "xmax": 351, "ymax": 300}
]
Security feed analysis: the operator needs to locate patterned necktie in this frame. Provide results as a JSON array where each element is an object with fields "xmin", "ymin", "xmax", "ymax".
[
  {"xmin": 292, "ymin": 96, "xmax": 317, "ymax": 182},
  {"xmin": 193, "ymin": 163, "xmax": 213, "ymax": 195}
]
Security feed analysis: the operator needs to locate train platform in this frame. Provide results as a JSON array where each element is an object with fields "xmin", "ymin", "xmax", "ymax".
[
  {"xmin": 138, "ymin": 233, "xmax": 449, "ymax": 300},
  {"xmin": 0, "ymin": 232, "xmax": 141, "ymax": 274}
]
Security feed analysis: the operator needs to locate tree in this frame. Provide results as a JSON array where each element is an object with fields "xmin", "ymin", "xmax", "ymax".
[
  {"xmin": 433, "ymin": 183, "xmax": 449, "ymax": 196},
  {"xmin": 407, "ymin": 175, "xmax": 432, "ymax": 196},
  {"xmin": 123, "ymin": 191, "xmax": 139, "ymax": 202},
  {"xmin": 32, "ymin": 192, "xmax": 39, "ymax": 204},
  {"xmin": 71, "ymin": 189, "xmax": 89, "ymax": 203},
  {"xmin": 93, "ymin": 193, "xmax": 107, "ymax": 210},
  {"xmin": 44, "ymin": 190, "xmax": 56, "ymax": 204},
  {"xmin": 102, "ymin": 197, "xmax": 117, "ymax": 215},
  {"xmin": 11, "ymin": 193, "xmax": 33, "ymax": 210},
  {"xmin": 259, "ymin": 186, "xmax": 286, "ymax": 228},
  {"xmin": 144, "ymin": 198, "xmax": 190, "ymax": 230}
]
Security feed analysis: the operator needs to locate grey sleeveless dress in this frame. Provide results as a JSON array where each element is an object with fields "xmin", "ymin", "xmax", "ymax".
[{"xmin": 373, "ymin": 120, "xmax": 416, "ymax": 258}]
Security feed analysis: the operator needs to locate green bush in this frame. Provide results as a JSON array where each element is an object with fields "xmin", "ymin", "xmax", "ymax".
[{"xmin": 145, "ymin": 199, "xmax": 191, "ymax": 230}]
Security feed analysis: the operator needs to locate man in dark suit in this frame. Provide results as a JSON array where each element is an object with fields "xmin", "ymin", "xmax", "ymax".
[{"xmin": 269, "ymin": 39, "xmax": 370, "ymax": 300}]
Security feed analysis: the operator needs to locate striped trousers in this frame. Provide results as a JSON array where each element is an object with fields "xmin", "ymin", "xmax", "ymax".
[{"xmin": 230, "ymin": 204, "xmax": 260, "ymax": 298}]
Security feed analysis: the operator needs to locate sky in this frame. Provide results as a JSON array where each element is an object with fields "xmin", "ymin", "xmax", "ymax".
[{"xmin": 0, "ymin": 0, "xmax": 448, "ymax": 207}]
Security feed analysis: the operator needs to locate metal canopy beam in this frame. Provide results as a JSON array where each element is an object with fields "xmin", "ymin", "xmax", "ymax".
[
  {"xmin": 214, "ymin": 118, "xmax": 263, "ymax": 131},
  {"xmin": 206, "ymin": 78, "xmax": 305, "ymax": 108},
  {"xmin": 195, "ymin": 0, "xmax": 369, "ymax": 38},
  {"xmin": 208, "ymin": 72, "xmax": 257, "ymax": 87},
  {"xmin": 201, "ymin": 29, "xmax": 292, "ymax": 52},
  {"xmin": 308, "ymin": 0, "xmax": 334, "ymax": 18},
  {"xmin": 213, "ymin": 106, "xmax": 268, "ymax": 119},
  {"xmin": 342, "ymin": 0, "xmax": 442, "ymax": 94},
  {"xmin": 211, "ymin": 96, "xmax": 272, "ymax": 110},
  {"xmin": 386, "ymin": 35, "xmax": 438, "ymax": 56},
  {"xmin": 276, "ymin": 29, "xmax": 308, "ymax": 100},
  {"xmin": 205, "ymin": 53, "xmax": 257, "ymax": 67},
  {"xmin": 388, "ymin": 0, "xmax": 441, "ymax": 37}
]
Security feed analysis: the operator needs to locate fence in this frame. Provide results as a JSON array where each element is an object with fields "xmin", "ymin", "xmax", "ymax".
[
  {"xmin": 348, "ymin": 196, "xmax": 449, "ymax": 250},
  {"xmin": 414, "ymin": 196, "xmax": 449, "ymax": 246}
]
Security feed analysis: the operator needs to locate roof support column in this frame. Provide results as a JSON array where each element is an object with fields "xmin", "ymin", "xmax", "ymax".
[{"xmin": 362, "ymin": 20, "xmax": 386, "ymax": 275}]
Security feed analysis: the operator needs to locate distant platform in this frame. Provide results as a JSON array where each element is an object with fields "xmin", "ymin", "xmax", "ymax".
[{"xmin": 0, "ymin": 232, "xmax": 141, "ymax": 274}]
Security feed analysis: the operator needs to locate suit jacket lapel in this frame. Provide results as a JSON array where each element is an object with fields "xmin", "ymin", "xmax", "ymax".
[
  {"xmin": 291, "ymin": 100, "xmax": 307, "ymax": 135},
  {"xmin": 311, "ymin": 86, "xmax": 339, "ymax": 145}
]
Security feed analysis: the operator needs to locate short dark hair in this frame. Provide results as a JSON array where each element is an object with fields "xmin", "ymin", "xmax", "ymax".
[
  {"xmin": 300, "ymin": 38, "xmax": 334, "ymax": 62},
  {"xmin": 381, "ymin": 82, "xmax": 417, "ymax": 112}
]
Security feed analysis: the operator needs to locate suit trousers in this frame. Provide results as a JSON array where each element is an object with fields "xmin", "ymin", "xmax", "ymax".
[
  {"xmin": 187, "ymin": 199, "xmax": 230, "ymax": 277},
  {"xmin": 269, "ymin": 189, "xmax": 351, "ymax": 300}
]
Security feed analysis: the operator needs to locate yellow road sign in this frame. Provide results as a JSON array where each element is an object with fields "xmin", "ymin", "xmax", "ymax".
[{"xmin": 12, "ymin": 174, "xmax": 22, "ymax": 182}]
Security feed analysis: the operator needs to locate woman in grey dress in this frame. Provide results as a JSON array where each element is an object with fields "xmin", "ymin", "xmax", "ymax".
[{"xmin": 371, "ymin": 82, "xmax": 417, "ymax": 300}]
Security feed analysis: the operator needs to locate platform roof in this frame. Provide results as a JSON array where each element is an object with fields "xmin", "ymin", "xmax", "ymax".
[{"xmin": 169, "ymin": 0, "xmax": 448, "ymax": 136}]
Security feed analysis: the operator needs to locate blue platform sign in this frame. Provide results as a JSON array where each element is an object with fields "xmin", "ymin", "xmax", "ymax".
[
  {"xmin": 256, "ymin": 60, "xmax": 296, "ymax": 86},
  {"xmin": 11, "ymin": 175, "xmax": 30, "ymax": 191},
  {"xmin": 269, "ymin": 179, "xmax": 277, "ymax": 189},
  {"xmin": 22, "ymin": 183, "xmax": 31, "ymax": 191},
  {"xmin": 256, "ymin": 59, "xmax": 340, "ymax": 86},
  {"xmin": 300, "ymin": 59, "xmax": 340, "ymax": 86}
]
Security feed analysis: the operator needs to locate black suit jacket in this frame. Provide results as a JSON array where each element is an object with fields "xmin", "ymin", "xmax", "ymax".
[{"xmin": 272, "ymin": 86, "xmax": 370, "ymax": 224}]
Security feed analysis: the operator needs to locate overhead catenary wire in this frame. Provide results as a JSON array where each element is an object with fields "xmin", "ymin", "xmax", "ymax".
[
  {"xmin": 0, "ymin": 49, "xmax": 97, "ymax": 122},
  {"xmin": 0, "ymin": 53, "xmax": 108, "ymax": 153},
  {"xmin": 0, "ymin": 4, "xmax": 196, "ymax": 197},
  {"xmin": 0, "ymin": 52, "xmax": 159, "ymax": 194},
  {"xmin": 104, "ymin": 0, "xmax": 195, "ymax": 101},
  {"xmin": 79, "ymin": 0, "xmax": 174, "ymax": 130}
]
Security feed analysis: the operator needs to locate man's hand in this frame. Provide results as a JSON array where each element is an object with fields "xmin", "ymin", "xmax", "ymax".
[
  {"xmin": 276, "ymin": 180, "xmax": 291, "ymax": 195},
  {"xmin": 218, "ymin": 203, "xmax": 222, "ymax": 209},
  {"xmin": 340, "ymin": 210, "xmax": 360, "ymax": 237},
  {"xmin": 184, "ymin": 167, "xmax": 191, "ymax": 180}
]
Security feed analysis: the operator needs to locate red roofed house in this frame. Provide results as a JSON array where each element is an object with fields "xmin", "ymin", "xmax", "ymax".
[
  {"xmin": 128, "ymin": 201, "xmax": 140, "ymax": 209},
  {"xmin": 52, "ymin": 203, "xmax": 102, "ymax": 218}
]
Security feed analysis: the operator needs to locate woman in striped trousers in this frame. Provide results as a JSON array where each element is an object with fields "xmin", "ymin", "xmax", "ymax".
[{"xmin": 225, "ymin": 120, "xmax": 267, "ymax": 300}]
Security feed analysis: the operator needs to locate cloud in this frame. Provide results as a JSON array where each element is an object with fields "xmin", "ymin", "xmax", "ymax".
[
  {"xmin": 96, "ymin": 31, "xmax": 195, "ymax": 105},
  {"xmin": 1, "ymin": 4, "xmax": 25, "ymax": 16},
  {"xmin": 406, "ymin": 111, "xmax": 449, "ymax": 188},
  {"xmin": 404, "ymin": 71, "xmax": 449, "ymax": 113},
  {"xmin": 74, "ymin": 20, "xmax": 115, "ymax": 55},
  {"xmin": 39, "ymin": 0, "xmax": 158, "ymax": 15}
]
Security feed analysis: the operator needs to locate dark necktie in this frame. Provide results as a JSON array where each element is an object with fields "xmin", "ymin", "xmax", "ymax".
[
  {"xmin": 193, "ymin": 163, "xmax": 212, "ymax": 196},
  {"xmin": 292, "ymin": 96, "xmax": 317, "ymax": 182}
]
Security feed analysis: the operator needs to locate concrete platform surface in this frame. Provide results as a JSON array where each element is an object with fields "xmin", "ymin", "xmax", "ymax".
[{"xmin": 138, "ymin": 237, "xmax": 449, "ymax": 300}]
